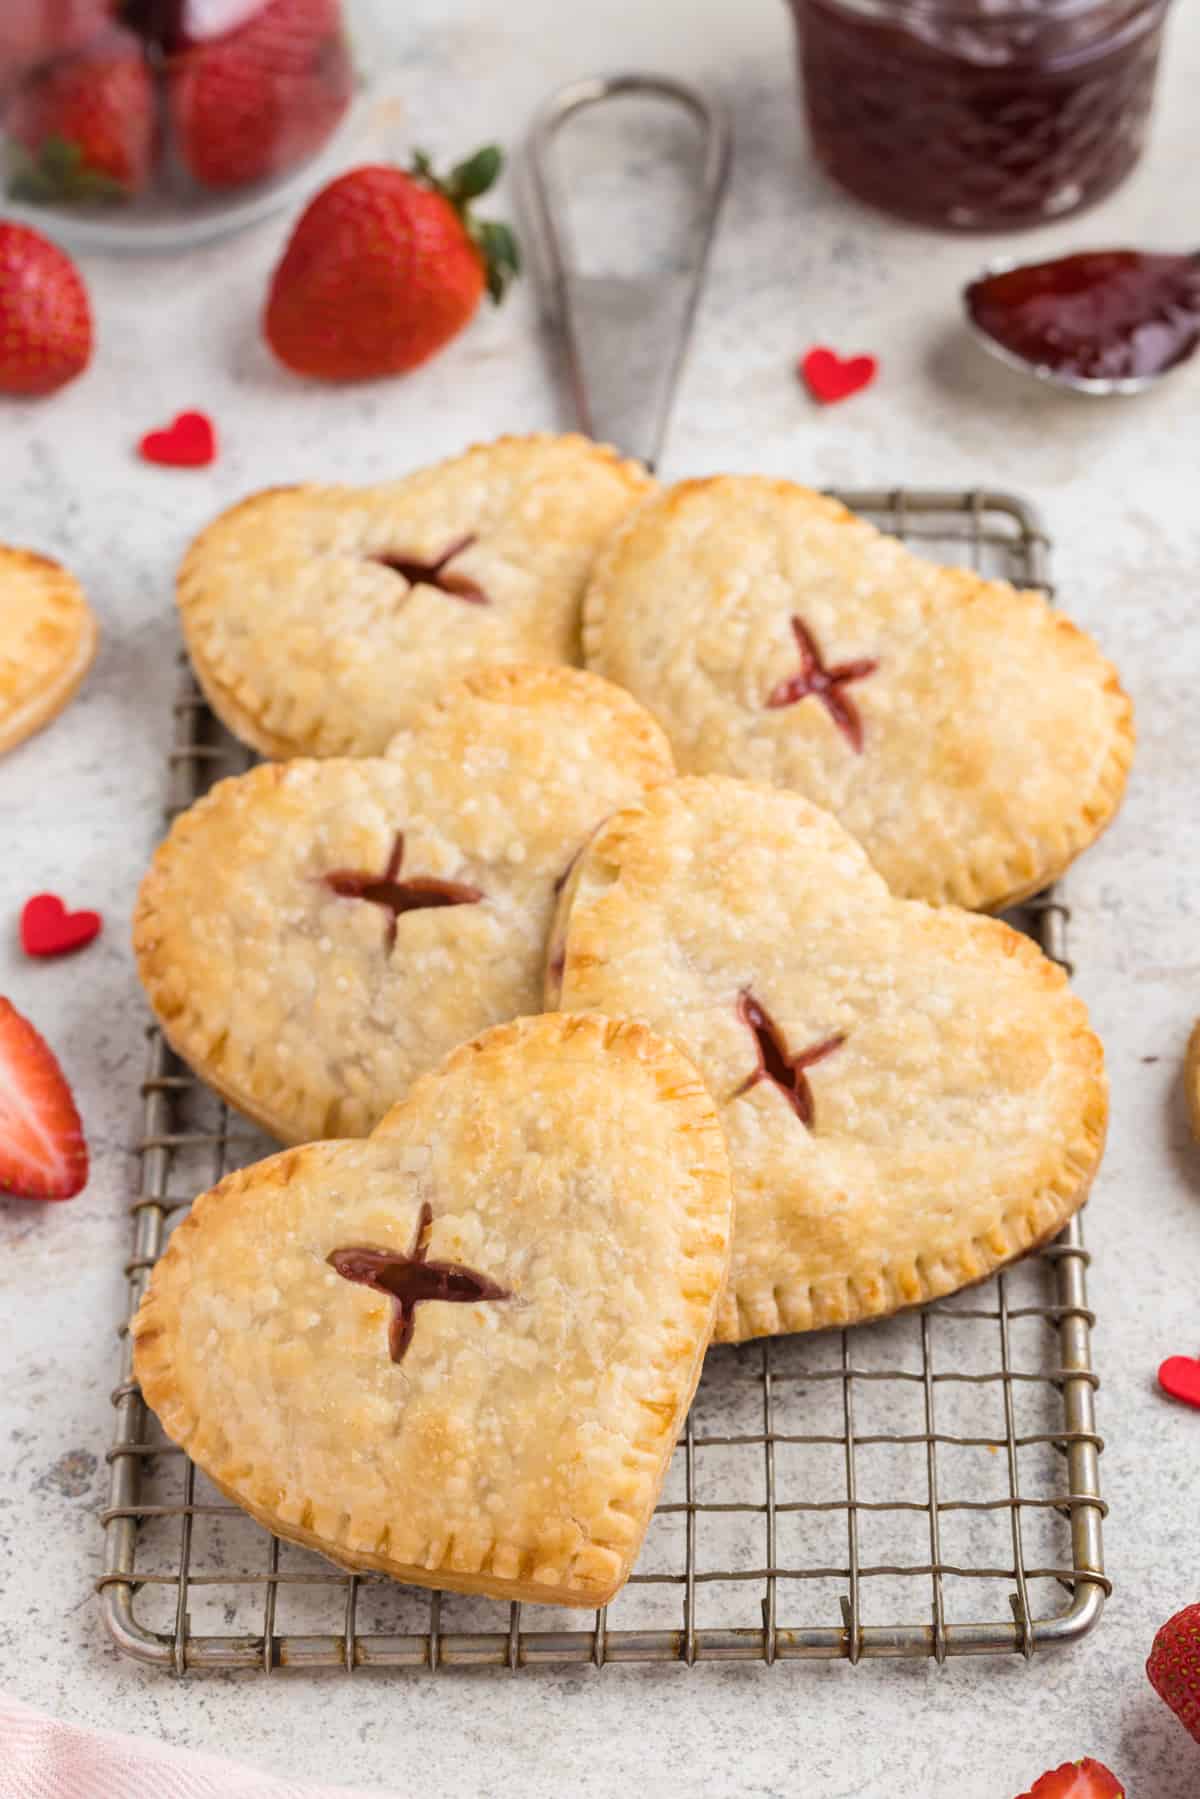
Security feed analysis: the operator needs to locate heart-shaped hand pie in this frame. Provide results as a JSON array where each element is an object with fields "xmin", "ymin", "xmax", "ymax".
[
  {"xmin": 547, "ymin": 777, "xmax": 1108, "ymax": 1342},
  {"xmin": 134, "ymin": 664, "xmax": 674, "ymax": 1144},
  {"xmin": 0, "ymin": 546, "xmax": 98, "ymax": 756},
  {"xmin": 132, "ymin": 1012, "xmax": 732, "ymax": 1605},
  {"xmin": 583, "ymin": 478, "xmax": 1133, "ymax": 911},
  {"xmin": 178, "ymin": 433, "xmax": 655, "ymax": 760}
]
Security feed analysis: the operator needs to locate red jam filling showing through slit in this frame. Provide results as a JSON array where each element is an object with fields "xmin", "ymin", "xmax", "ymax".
[
  {"xmin": 735, "ymin": 990, "xmax": 845, "ymax": 1128},
  {"xmin": 329, "ymin": 1203, "xmax": 509, "ymax": 1364},
  {"xmin": 766, "ymin": 614, "xmax": 877, "ymax": 752},
  {"xmin": 966, "ymin": 251, "xmax": 1200, "ymax": 384},
  {"xmin": 323, "ymin": 832, "xmax": 482, "ymax": 949},
  {"xmin": 372, "ymin": 532, "xmax": 489, "ymax": 604}
]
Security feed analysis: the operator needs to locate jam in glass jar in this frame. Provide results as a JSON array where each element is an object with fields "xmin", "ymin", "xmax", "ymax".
[
  {"xmin": 0, "ymin": 1, "xmax": 365, "ymax": 250},
  {"xmin": 789, "ymin": 0, "xmax": 1171, "ymax": 231}
]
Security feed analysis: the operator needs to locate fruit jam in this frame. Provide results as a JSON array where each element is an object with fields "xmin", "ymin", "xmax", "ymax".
[
  {"xmin": 966, "ymin": 249, "xmax": 1200, "ymax": 382},
  {"xmin": 791, "ymin": 0, "xmax": 1170, "ymax": 231}
]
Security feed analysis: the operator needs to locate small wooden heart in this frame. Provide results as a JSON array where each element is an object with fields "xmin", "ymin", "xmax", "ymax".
[
  {"xmin": 138, "ymin": 411, "xmax": 217, "ymax": 468},
  {"xmin": 20, "ymin": 893, "xmax": 102, "ymax": 958},
  {"xmin": 799, "ymin": 346, "xmax": 878, "ymax": 405},
  {"xmin": 1158, "ymin": 1354, "xmax": 1200, "ymax": 1410}
]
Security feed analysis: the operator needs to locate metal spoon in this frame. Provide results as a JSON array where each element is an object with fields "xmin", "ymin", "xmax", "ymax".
[{"xmin": 964, "ymin": 248, "xmax": 1200, "ymax": 396}]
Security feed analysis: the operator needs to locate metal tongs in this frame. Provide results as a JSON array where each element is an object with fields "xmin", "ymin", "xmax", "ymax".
[{"xmin": 525, "ymin": 74, "xmax": 732, "ymax": 471}]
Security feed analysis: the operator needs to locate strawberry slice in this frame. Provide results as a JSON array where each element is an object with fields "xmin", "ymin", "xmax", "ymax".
[
  {"xmin": 1015, "ymin": 1759, "xmax": 1125, "ymax": 1799},
  {"xmin": 0, "ymin": 998, "xmax": 87, "ymax": 1200},
  {"xmin": 1148, "ymin": 1601, "xmax": 1200, "ymax": 1744}
]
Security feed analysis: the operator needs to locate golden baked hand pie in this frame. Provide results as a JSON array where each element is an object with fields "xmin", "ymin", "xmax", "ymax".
[
  {"xmin": 1186, "ymin": 1020, "xmax": 1200, "ymax": 1143},
  {"xmin": 178, "ymin": 433, "xmax": 655, "ymax": 759},
  {"xmin": 583, "ymin": 478, "xmax": 1133, "ymax": 910},
  {"xmin": 132, "ymin": 1011, "xmax": 732, "ymax": 1607},
  {"xmin": 134, "ymin": 664, "xmax": 674, "ymax": 1144},
  {"xmin": 547, "ymin": 776, "xmax": 1108, "ymax": 1342},
  {"xmin": 0, "ymin": 546, "xmax": 97, "ymax": 755}
]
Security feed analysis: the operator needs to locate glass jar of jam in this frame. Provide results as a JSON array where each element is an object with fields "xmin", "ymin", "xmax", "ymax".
[
  {"xmin": 789, "ymin": 0, "xmax": 1172, "ymax": 231},
  {"xmin": 0, "ymin": 1, "xmax": 369, "ymax": 250}
]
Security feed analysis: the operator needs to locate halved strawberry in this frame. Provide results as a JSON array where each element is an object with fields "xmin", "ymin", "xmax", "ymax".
[
  {"xmin": 0, "ymin": 997, "xmax": 87, "ymax": 1200},
  {"xmin": 1015, "ymin": 1759, "xmax": 1125, "ymax": 1799},
  {"xmin": 1148, "ymin": 1601, "xmax": 1200, "ymax": 1745}
]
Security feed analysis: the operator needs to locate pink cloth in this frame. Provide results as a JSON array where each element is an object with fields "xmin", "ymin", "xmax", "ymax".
[{"xmin": 0, "ymin": 1693, "xmax": 393, "ymax": 1799}]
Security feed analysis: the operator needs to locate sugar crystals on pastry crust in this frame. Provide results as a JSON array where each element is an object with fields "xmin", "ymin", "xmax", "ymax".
[
  {"xmin": 548, "ymin": 775, "xmax": 1109, "ymax": 1342},
  {"xmin": 583, "ymin": 477, "xmax": 1134, "ymax": 911},
  {"xmin": 0, "ymin": 546, "xmax": 98, "ymax": 756},
  {"xmin": 178, "ymin": 433, "xmax": 656, "ymax": 760},
  {"xmin": 133, "ymin": 664, "xmax": 675, "ymax": 1144},
  {"xmin": 132, "ymin": 1011, "xmax": 732, "ymax": 1608}
]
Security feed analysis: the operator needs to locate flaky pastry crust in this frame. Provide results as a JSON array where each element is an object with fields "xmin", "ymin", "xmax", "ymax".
[
  {"xmin": 1186, "ymin": 1020, "xmax": 1200, "ymax": 1144},
  {"xmin": 132, "ymin": 1012, "xmax": 732, "ymax": 1606},
  {"xmin": 548, "ymin": 776, "xmax": 1109, "ymax": 1341},
  {"xmin": 134, "ymin": 664, "xmax": 674, "ymax": 1144},
  {"xmin": 583, "ymin": 478, "xmax": 1134, "ymax": 911},
  {"xmin": 178, "ymin": 433, "xmax": 656, "ymax": 759},
  {"xmin": 0, "ymin": 546, "xmax": 98, "ymax": 755}
]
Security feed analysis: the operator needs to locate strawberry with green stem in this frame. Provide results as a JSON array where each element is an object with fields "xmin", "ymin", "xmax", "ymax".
[
  {"xmin": 6, "ymin": 21, "xmax": 157, "ymax": 202},
  {"xmin": 264, "ymin": 145, "xmax": 520, "ymax": 381}
]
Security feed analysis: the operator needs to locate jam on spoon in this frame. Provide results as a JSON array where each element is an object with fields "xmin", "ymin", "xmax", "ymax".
[{"xmin": 965, "ymin": 250, "xmax": 1200, "ymax": 387}]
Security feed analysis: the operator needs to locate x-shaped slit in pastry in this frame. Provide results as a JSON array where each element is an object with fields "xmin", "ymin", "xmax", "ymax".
[
  {"xmin": 323, "ymin": 832, "xmax": 482, "ymax": 950},
  {"xmin": 735, "ymin": 990, "xmax": 845, "ymax": 1128},
  {"xmin": 329, "ymin": 1203, "xmax": 509, "ymax": 1364},
  {"xmin": 373, "ymin": 533, "xmax": 489, "ymax": 604},
  {"xmin": 766, "ymin": 614, "xmax": 877, "ymax": 752}
]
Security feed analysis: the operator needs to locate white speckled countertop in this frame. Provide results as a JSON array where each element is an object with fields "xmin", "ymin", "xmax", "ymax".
[{"xmin": 2, "ymin": 1, "xmax": 1199, "ymax": 1794}]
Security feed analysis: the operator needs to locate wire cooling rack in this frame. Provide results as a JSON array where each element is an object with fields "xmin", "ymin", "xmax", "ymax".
[{"xmin": 100, "ymin": 489, "xmax": 1108, "ymax": 1672}]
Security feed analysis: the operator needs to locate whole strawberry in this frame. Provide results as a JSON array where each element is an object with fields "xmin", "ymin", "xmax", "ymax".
[
  {"xmin": 0, "ymin": 221, "xmax": 92, "ymax": 394},
  {"xmin": 167, "ymin": 0, "xmax": 353, "ymax": 190},
  {"xmin": 1148, "ymin": 1600, "xmax": 1200, "ymax": 1744},
  {"xmin": 1014, "ymin": 1760, "xmax": 1124, "ymax": 1799},
  {"xmin": 263, "ymin": 148, "xmax": 520, "ymax": 381},
  {"xmin": 6, "ymin": 24, "xmax": 157, "ymax": 201}
]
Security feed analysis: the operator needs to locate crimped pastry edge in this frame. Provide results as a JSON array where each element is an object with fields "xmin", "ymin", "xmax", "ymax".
[
  {"xmin": 581, "ymin": 478, "xmax": 1135, "ymax": 914},
  {"xmin": 132, "ymin": 664, "xmax": 677, "ymax": 1146},
  {"xmin": 1185, "ymin": 1018, "xmax": 1200, "ymax": 1145},
  {"xmin": 547, "ymin": 774, "xmax": 1110, "ymax": 1343},
  {"xmin": 131, "ymin": 1011, "xmax": 732, "ymax": 1607},
  {"xmin": 178, "ymin": 434, "xmax": 657, "ymax": 761},
  {"xmin": 0, "ymin": 548, "xmax": 99, "ymax": 755}
]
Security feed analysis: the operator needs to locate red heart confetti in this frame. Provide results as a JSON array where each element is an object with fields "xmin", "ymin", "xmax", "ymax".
[
  {"xmin": 1158, "ymin": 1355, "xmax": 1200, "ymax": 1410},
  {"xmin": 20, "ymin": 893, "xmax": 102, "ymax": 959},
  {"xmin": 799, "ymin": 346, "xmax": 879, "ymax": 406},
  {"xmin": 138, "ymin": 410, "xmax": 218, "ymax": 468}
]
